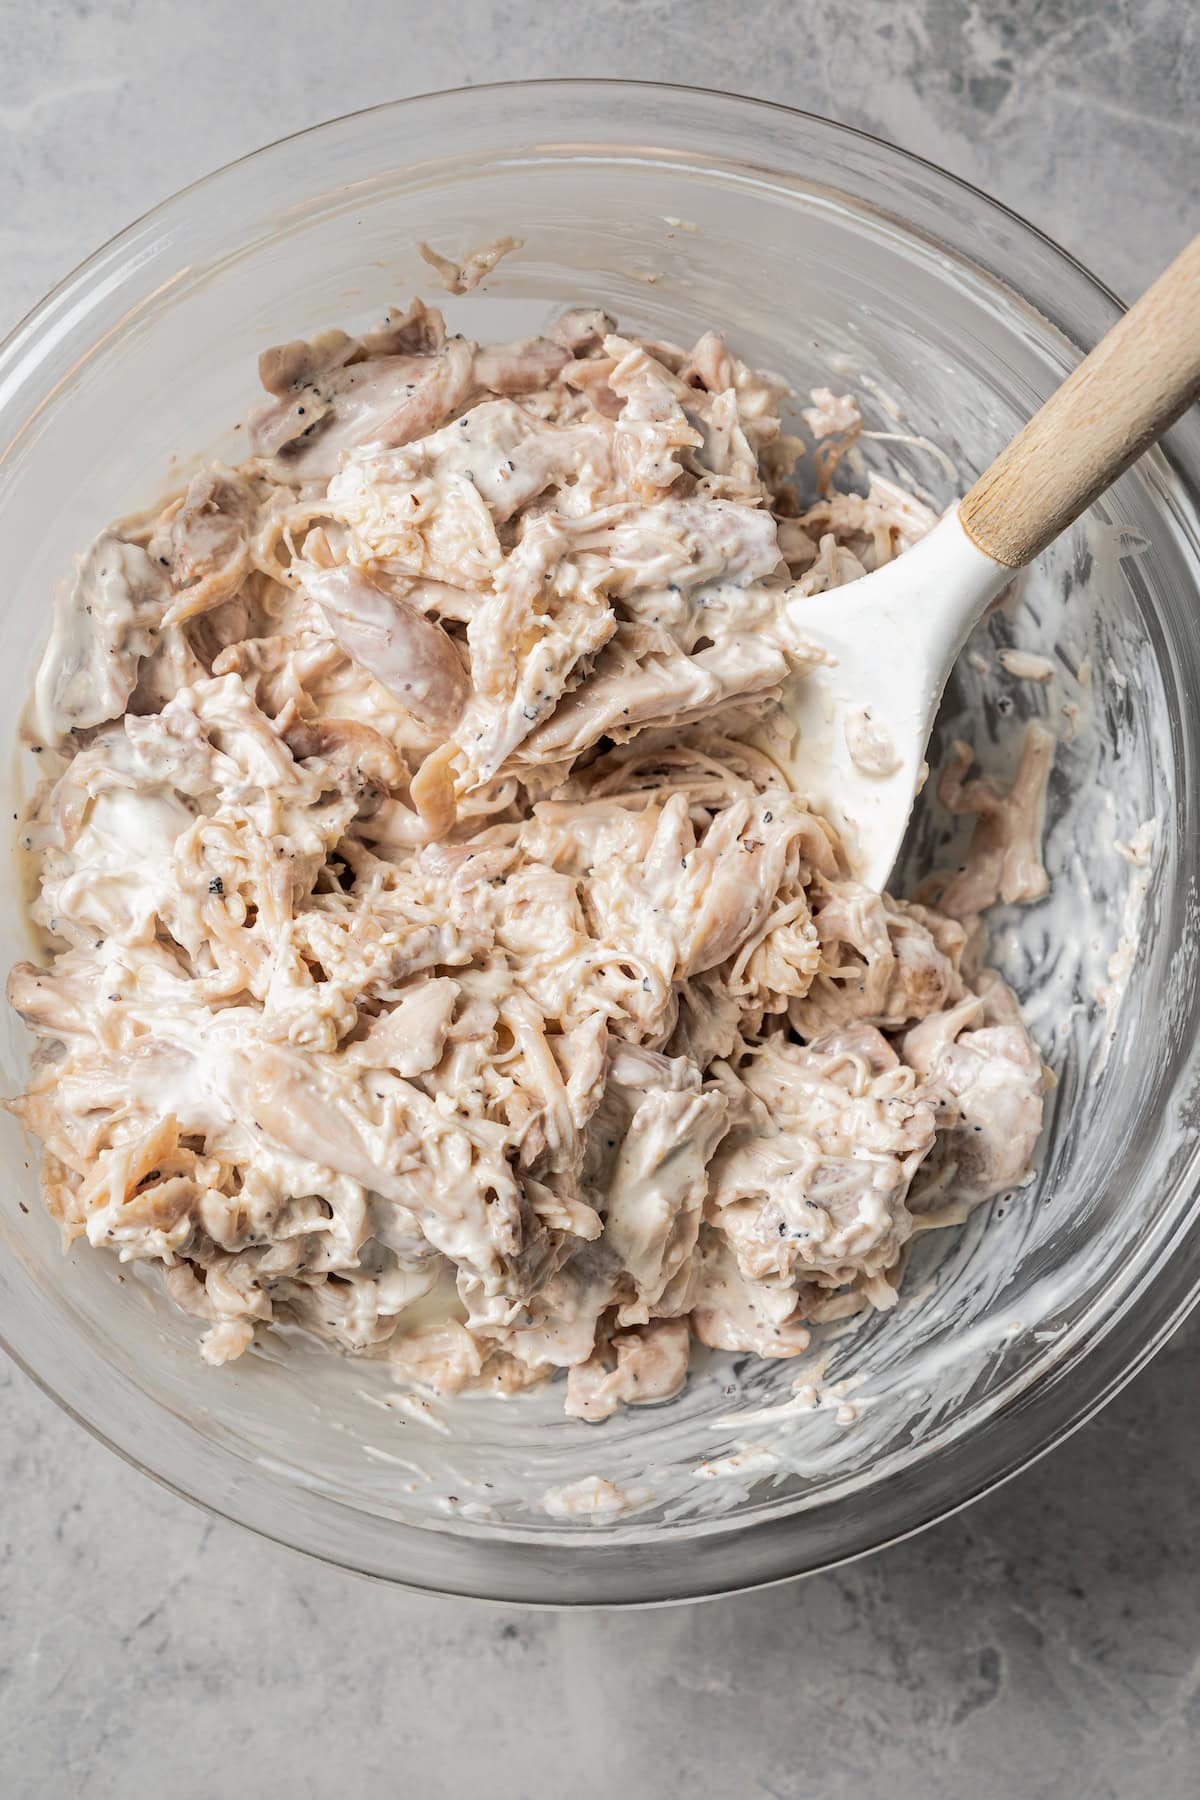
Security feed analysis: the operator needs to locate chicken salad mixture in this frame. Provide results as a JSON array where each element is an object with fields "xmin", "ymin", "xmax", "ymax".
[{"xmin": 8, "ymin": 300, "xmax": 1050, "ymax": 1419}]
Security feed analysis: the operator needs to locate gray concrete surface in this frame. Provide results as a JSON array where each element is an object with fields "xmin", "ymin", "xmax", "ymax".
[{"xmin": 1, "ymin": 2, "xmax": 1197, "ymax": 1795}]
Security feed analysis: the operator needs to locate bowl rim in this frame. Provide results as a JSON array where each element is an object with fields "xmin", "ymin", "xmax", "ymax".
[
  {"xmin": 0, "ymin": 76, "xmax": 1137, "ymax": 388},
  {"xmin": 3, "ymin": 76, "xmax": 1198, "ymax": 1605}
]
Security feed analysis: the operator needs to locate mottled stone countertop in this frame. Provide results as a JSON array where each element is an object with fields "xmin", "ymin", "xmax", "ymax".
[{"xmin": 1, "ymin": 4, "xmax": 1197, "ymax": 1796}]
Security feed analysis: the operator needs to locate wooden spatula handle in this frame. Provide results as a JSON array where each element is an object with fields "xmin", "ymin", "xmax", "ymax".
[{"xmin": 960, "ymin": 235, "xmax": 1200, "ymax": 569}]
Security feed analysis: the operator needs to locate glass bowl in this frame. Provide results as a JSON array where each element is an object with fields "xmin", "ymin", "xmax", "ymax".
[{"xmin": 1, "ymin": 82, "xmax": 1198, "ymax": 1607}]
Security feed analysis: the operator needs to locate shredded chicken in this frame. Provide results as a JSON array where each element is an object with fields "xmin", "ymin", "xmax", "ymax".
[{"xmin": 7, "ymin": 298, "xmax": 1050, "ymax": 1418}]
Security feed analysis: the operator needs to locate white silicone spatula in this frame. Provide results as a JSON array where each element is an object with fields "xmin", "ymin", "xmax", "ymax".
[{"xmin": 784, "ymin": 233, "xmax": 1200, "ymax": 889}]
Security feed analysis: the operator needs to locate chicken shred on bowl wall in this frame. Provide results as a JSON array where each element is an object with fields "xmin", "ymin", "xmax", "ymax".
[{"xmin": 6, "ymin": 298, "xmax": 1051, "ymax": 1423}]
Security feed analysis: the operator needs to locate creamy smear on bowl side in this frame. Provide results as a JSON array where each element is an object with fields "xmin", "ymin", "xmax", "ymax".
[{"xmin": 7, "ymin": 301, "xmax": 1051, "ymax": 1420}]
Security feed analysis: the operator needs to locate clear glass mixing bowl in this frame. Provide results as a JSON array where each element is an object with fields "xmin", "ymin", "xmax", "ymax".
[{"xmin": 1, "ymin": 83, "xmax": 1198, "ymax": 1606}]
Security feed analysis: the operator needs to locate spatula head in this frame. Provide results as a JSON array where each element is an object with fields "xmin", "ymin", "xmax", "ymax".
[{"xmin": 777, "ymin": 510, "xmax": 1007, "ymax": 889}]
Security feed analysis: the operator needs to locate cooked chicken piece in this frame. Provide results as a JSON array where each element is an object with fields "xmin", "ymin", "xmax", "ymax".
[
  {"xmin": 903, "ymin": 986, "xmax": 1047, "ymax": 1206},
  {"xmin": 689, "ymin": 1228, "xmax": 813, "ymax": 1360},
  {"xmin": 789, "ymin": 886, "xmax": 966, "ymax": 1037},
  {"xmin": 606, "ymin": 337, "xmax": 704, "ymax": 498},
  {"xmin": 597, "ymin": 1046, "xmax": 730, "ymax": 1324},
  {"xmin": 345, "ymin": 978, "xmax": 460, "ymax": 1076},
  {"xmin": 577, "ymin": 789, "xmax": 828, "ymax": 1002},
  {"xmin": 801, "ymin": 388, "xmax": 863, "ymax": 440},
  {"xmin": 473, "ymin": 336, "xmax": 570, "ymax": 396},
  {"xmin": 258, "ymin": 328, "xmax": 359, "ymax": 398},
  {"xmin": 164, "ymin": 463, "xmax": 259, "ymax": 623},
  {"xmin": 789, "ymin": 481, "xmax": 938, "ymax": 584},
  {"xmin": 300, "ymin": 563, "xmax": 469, "ymax": 732},
  {"xmin": 281, "ymin": 715, "xmax": 409, "ymax": 795},
  {"xmin": 388, "ymin": 1318, "xmax": 485, "ymax": 1391},
  {"xmin": 254, "ymin": 328, "xmax": 566, "ymax": 479},
  {"xmin": 521, "ymin": 624, "xmax": 788, "ymax": 764},
  {"xmin": 251, "ymin": 338, "xmax": 476, "ymax": 476},
  {"xmin": 28, "ymin": 534, "xmax": 169, "ymax": 746},
  {"xmin": 359, "ymin": 298, "xmax": 448, "ymax": 360},
  {"xmin": 565, "ymin": 1316, "xmax": 691, "ymax": 1422},
  {"xmin": 606, "ymin": 331, "xmax": 790, "ymax": 500},
  {"xmin": 417, "ymin": 235, "xmax": 522, "ymax": 295},
  {"xmin": 707, "ymin": 1035, "xmax": 937, "ymax": 1290},
  {"xmin": 551, "ymin": 307, "xmax": 617, "ymax": 355},
  {"xmin": 590, "ymin": 493, "xmax": 784, "ymax": 591},
  {"xmin": 933, "ymin": 722, "xmax": 1054, "ymax": 924},
  {"xmin": 329, "ymin": 398, "xmax": 612, "ymax": 540}
]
